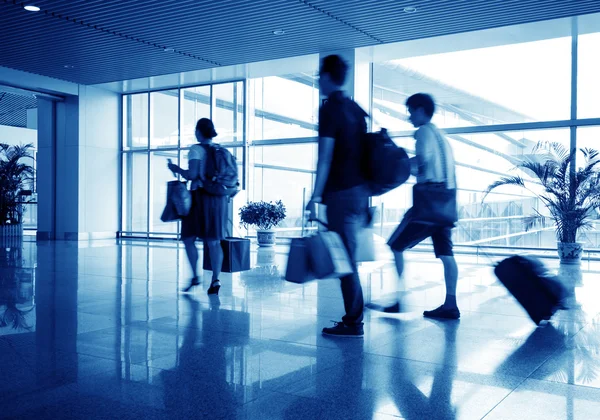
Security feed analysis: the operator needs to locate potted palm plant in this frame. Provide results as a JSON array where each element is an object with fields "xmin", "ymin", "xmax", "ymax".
[
  {"xmin": 0, "ymin": 143, "xmax": 35, "ymax": 240},
  {"xmin": 239, "ymin": 200, "xmax": 286, "ymax": 247},
  {"xmin": 484, "ymin": 142, "xmax": 600, "ymax": 264}
]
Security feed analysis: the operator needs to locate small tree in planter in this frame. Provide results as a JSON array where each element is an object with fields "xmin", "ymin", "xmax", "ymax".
[
  {"xmin": 0, "ymin": 144, "xmax": 35, "ymax": 239},
  {"xmin": 239, "ymin": 200, "xmax": 286, "ymax": 247},
  {"xmin": 484, "ymin": 141, "xmax": 600, "ymax": 264}
]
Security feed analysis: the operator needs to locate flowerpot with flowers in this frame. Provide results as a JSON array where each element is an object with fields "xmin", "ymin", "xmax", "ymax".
[{"xmin": 239, "ymin": 200, "xmax": 286, "ymax": 247}]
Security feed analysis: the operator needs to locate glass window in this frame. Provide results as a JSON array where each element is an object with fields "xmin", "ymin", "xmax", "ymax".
[
  {"xmin": 253, "ymin": 144, "xmax": 317, "ymax": 172},
  {"xmin": 181, "ymin": 86, "xmax": 211, "ymax": 147},
  {"xmin": 577, "ymin": 126, "xmax": 600, "ymax": 150},
  {"xmin": 250, "ymin": 167, "xmax": 313, "ymax": 238},
  {"xmin": 578, "ymin": 12, "xmax": 600, "ymax": 119},
  {"xmin": 123, "ymin": 94, "xmax": 148, "ymax": 149},
  {"xmin": 149, "ymin": 150, "xmax": 180, "ymax": 235},
  {"xmin": 150, "ymin": 90, "xmax": 178, "ymax": 148},
  {"xmin": 122, "ymin": 152, "xmax": 149, "ymax": 233},
  {"xmin": 246, "ymin": 144, "xmax": 316, "ymax": 237},
  {"xmin": 372, "ymin": 18, "xmax": 572, "ymax": 130},
  {"xmin": 249, "ymin": 74, "xmax": 319, "ymax": 141},
  {"xmin": 213, "ymin": 82, "xmax": 244, "ymax": 143}
]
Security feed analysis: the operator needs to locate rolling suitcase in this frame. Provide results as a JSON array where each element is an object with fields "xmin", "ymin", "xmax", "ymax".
[{"xmin": 494, "ymin": 255, "xmax": 569, "ymax": 325}]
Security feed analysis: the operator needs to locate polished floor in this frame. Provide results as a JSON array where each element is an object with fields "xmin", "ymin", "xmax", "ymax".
[{"xmin": 1, "ymin": 239, "xmax": 600, "ymax": 420}]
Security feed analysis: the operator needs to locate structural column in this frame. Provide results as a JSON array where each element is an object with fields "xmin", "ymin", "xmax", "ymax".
[{"xmin": 37, "ymin": 86, "xmax": 121, "ymax": 240}]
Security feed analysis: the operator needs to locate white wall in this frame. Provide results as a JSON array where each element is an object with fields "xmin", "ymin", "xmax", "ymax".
[{"xmin": 77, "ymin": 85, "xmax": 120, "ymax": 238}]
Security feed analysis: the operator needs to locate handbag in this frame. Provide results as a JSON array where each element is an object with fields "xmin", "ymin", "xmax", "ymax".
[
  {"xmin": 161, "ymin": 180, "xmax": 192, "ymax": 222},
  {"xmin": 169, "ymin": 180, "xmax": 192, "ymax": 217},
  {"xmin": 411, "ymin": 128, "xmax": 458, "ymax": 226}
]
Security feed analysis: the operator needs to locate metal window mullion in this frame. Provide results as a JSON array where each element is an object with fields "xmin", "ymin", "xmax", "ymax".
[
  {"xmin": 178, "ymin": 87, "xmax": 182, "ymax": 238},
  {"xmin": 147, "ymin": 92, "xmax": 151, "ymax": 239},
  {"xmin": 570, "ymin": 17, "xmax": 579, "ymax": 174},
  {"xmin": 242, "ymin": 80, "xmax": 248, "ymax": 190},
  {"xmin": 210, "ymin": 85, "xmax": 214, "ymax": 120}
]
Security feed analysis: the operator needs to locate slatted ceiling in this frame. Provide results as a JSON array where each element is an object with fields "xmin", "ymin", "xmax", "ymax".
[
  {"xmin": 0, "ymin": 111, "xmax": 27, "ymax": 128},
  {"xmin": 0, "ymin": 91, "xmax": 37, "ymax": 128},
  {"xmin": 309, "ymin": 0, "xmax": 592, "ymax": 41},
  {"xmin": 1, "ymin": 0, "xmax": 600, "ymax": 85}
]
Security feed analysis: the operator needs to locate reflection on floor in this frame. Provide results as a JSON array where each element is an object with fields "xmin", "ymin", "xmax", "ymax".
[{"xmin": 1, "ymin": 239, "xmax": 599, "ymax": 420}]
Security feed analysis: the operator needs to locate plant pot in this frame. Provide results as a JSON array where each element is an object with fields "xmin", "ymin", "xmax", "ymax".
[
  {"xmin": 559, "ymin": 263, "xmax": 583, "ymax": 286},
  {"xmin": 257, "ymin": 229, "xmax": 276, "ymax": 247},
  {"xmin": 256, "ymin": 247, "xmax": 276, "ymax": 266},
  {"xmin": 557, "ymin": 242, "xmax": 583, "ymax": 265}
]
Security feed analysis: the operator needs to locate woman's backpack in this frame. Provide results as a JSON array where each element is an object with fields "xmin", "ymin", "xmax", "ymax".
[{"xmin": 201, "ymin": 144, "xmax": 240, "ymax": 197}]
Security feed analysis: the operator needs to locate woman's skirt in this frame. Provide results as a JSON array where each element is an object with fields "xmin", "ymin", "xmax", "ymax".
[{"xmin": 181, "ymin": 188, "xmax": 228, "ymax": 241}]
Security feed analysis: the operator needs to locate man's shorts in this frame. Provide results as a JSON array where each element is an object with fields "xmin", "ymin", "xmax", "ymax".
[{"xmin": 387, "ymin": 212, "xmax": 454, "ymax": 258}]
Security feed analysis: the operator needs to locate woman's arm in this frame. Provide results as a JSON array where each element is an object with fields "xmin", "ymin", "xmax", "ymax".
[
  {"xmin": 168, "ymin": 145, "xmax": 203, "ymax": 181},
  {"xmin": 172, "ymin": 159, "xmax": 201, "ymax": 181}
]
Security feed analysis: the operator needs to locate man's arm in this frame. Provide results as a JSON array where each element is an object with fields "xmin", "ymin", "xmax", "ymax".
[
  {"xmin": 306, "ymin": 105, "xmax": 336, "ymax": 219},
  {"xmin": 413, "ymin": 127, "xmax": 429, "ymax": 179},
  {"xmin": 311, "ymin": 136, "xmax": 335, "ymax": 202}
]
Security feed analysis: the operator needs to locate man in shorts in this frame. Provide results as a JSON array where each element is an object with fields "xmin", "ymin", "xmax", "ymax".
[{"xmin": 369, "ymin": 93, "xmax": 460, "ymax": 320}]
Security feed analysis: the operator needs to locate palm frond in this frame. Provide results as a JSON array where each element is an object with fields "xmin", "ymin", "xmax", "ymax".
[
  {"xmin": 517, "ymin": 159, "xmax": 550, "ymax": 184},
  {"xmin": 533, "ymin": 141, "xmax": 570, "ymax": 163},
  {"xmin": 482, "ymin": 176, "xmax": 527, "ymax": 202},
  {"xmin": 523, "ymin": 212, "xmax": 549, "ymax": 232},
  {"xmin": 486, "ymin": 142, "xmax": 600, "ymax": 243}
]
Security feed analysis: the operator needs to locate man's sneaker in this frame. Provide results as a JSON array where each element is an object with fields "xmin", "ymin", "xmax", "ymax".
[
  {"xmin": 322, "ymin": 321, "xmax": 364, "ymax": 338},
  {"xmin": 423, "ymin": 305, "xmax": 460, "ymax": 320}
]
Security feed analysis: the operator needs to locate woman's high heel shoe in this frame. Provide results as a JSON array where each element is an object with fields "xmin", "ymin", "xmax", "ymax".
[
  {"xmin": 207, "ymin": 279, "xmax": 221, "ymax": 295},
  {"xmin": 181, "ymin": 276, "xmax": 200, "ymax": 293}
]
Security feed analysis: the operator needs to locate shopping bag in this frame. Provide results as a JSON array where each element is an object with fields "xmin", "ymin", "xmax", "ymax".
[
  {"xmin": 203, "ymin": 237, "xmax": 250, "ymax": 273},
  {"xmin": 160, "ymin": 181, "xmax": 191, "ymax": 222},
  {"xmin": 169, "ymin": 181, "xmax": 192, "ymax": 217},
  {"xmin": 306, "ymin": 231, "xmax": 353, "ymax": 280},
  {"xmin": 160, "ymin": 201, "xmax": 179, "ymax": 222},
  {"xmin": 285, "ymin": 237, "xmax": 316, "ymax": 284}
]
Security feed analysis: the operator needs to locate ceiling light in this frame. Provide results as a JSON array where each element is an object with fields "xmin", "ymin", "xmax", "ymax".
[
  {"xmin": 163, "ymin": 47, "xmax": 175, "ymax": 52},
  {"xmin": 24, "ymin": 5, "xmax": 41, "ymax": 12},
  {"xmin": 272, "ymin": 30, "xmax": 286, "ymax": 36},
  {"xmin": 403, "ymin": 6, "xmax": 417, "ymax": 13}
]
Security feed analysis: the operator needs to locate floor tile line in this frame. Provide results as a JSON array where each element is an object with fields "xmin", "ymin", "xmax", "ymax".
[{"xmin": 479, "ymin": 375, "xmax": 530, "ymax": 420}]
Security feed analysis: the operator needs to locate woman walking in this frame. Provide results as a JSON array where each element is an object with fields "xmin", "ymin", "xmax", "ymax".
[{"xmin": 168, "ymin": 118, "xmax": 226, "ymax": 294}]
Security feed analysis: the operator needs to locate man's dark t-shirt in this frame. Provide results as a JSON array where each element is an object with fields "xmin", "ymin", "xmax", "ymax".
[{"xmin": 318, "ymin": 91, "xmax": 368, "ymax": 195}]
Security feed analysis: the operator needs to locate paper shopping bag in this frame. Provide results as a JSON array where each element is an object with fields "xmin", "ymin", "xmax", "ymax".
[
  {"xmin": 203, "ymin": 237, "xmax": 251, "ymax": 273},
  {"xmin": 306, "ymin": 231, "xmax": 353, "ymax": 280},
  {"xmin": 285, "ymin": 237, "xmax": 316, "ymax": 284}
]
